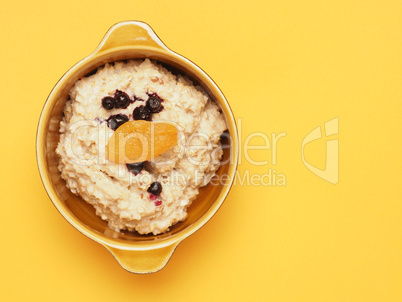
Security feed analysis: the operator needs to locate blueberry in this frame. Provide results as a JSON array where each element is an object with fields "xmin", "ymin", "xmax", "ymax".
[
  {"xmin": 126, "ymin": 162, "xmax": 144, "ymax": 175},
  {"xmin": 107, "ymin": 114, "xmax": 129, "ymax": 130},
  {"xmin": 146, "ymin": 95, "xmax": 163, "ymax": 113},
  {"xmin": 147, "ymin": 182, "xmax": 162, "ymax": 195},
  {"xmin": 102, "ymin": 96, "xmax": 116, "ymax": 110},
  {"xmin": 133, "ymin": 106, "xmax": 152, "ymax": 121},
  {"xmin": 115, "ymin": 90, "xmax": 131, "ymax": 109}
]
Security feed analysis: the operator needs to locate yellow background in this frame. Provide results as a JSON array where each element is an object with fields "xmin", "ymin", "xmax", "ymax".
[{"xmin": 1, "ymin": 0, "xmax": 401, "ymax": 301}]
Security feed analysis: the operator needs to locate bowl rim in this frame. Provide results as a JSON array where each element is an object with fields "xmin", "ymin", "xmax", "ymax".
[{"xmin": 36, "ymin": 20, "xmax": 239, "ymax": 251}]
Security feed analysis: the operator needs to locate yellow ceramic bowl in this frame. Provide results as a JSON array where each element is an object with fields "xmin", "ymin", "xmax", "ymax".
[{"xmin": 36, "ymin": 21, "xmax": 239, "ymax": 274}]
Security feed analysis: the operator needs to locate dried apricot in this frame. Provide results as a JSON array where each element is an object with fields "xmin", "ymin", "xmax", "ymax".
[{"xmin": 107, "ymin": 120, "xmax": 178, "ymax": 164}]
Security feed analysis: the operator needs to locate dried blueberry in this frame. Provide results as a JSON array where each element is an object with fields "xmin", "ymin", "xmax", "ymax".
[
  {"xmin": 107, "ymin": 114, "xmax": 129, "ymax": 130},
  {"xmin": 147, "ymin": 182, "xmax": 162, "ymax": 195},
  {"xmin": 126, "ymin": 162, "xmax": 144, "ymax": 175},
  {"xmin": 115, "ymin": 90, "xmax": 131, "ymax": 109},
  {"xmin": 133, "ymin": 106, "xmax": 152, "ymax": 121},
  {"xmin": 102, "ymin": 96, "xmax": 116, "ymax": 110},
  {"xmin": 146, "ymin": 95, "xmax": 163, "ymax": 113}
]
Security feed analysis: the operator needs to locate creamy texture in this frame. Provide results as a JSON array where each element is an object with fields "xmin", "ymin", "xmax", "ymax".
[{"xmin": 56, "ymin": 59, "xmax": 227, "ymax": 235}]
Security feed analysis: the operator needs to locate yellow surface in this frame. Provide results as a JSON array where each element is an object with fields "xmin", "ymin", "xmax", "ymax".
[{"xmin": 0, "ymin": 0, "xmax": 401, "ymax": 301}]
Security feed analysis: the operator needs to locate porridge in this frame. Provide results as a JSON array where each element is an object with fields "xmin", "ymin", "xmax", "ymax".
[{"xmin": 56, "ymin": 59, "xmax": 227, "ymax": 235}]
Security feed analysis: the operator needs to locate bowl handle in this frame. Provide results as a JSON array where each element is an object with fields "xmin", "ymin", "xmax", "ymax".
[
  {"xmin": 103, "ymin": 242, "xmax": 179, "ymax": 274},
  {"xmin": 94, "ymin": 21, "xmax": 169, "ymax": 54}
]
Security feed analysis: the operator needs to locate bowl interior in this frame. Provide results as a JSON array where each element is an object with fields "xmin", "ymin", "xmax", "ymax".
[{"xmin": 41, "ymin": 48, "xmax": 236, "ymax": 245}]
